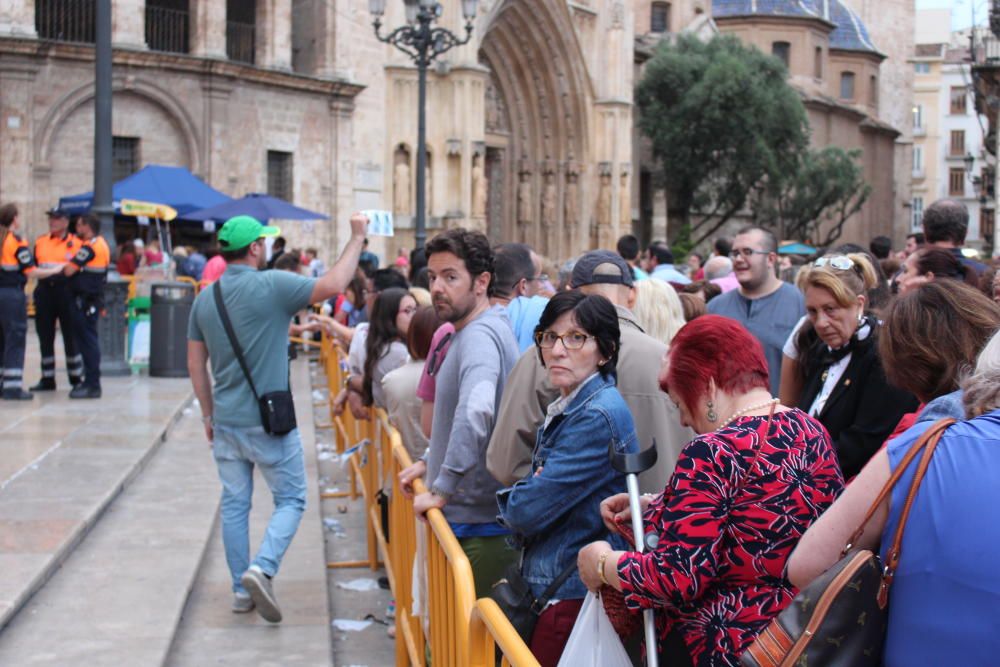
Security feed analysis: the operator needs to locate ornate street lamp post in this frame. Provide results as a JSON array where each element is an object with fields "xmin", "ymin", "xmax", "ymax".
[{"xmin": 369, "ymin": 0, "xmax": 478, "ymax": 250}]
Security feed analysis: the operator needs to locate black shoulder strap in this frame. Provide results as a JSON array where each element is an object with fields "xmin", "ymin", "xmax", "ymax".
[
  {"xmin": 213, "ymin": 280, "xmax": 261, "ymax": 402},
  {"xmin": 533, "ymin": 560, "xmax": 578, "ymax": 612}
]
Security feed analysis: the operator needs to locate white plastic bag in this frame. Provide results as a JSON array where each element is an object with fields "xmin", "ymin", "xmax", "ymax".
[{"xmin": 556, "ymin": 592, "xmax": 633, "ymax": 667}]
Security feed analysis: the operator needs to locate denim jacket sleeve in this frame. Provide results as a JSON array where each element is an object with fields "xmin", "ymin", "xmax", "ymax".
[{"xmin": 498, "ymin": 401, "xmax": 636, "ymax": 535}]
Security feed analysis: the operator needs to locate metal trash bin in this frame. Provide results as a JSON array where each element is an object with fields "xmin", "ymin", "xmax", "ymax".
[
  {"xmin": 99, "ymin": 279, "xmax": 132, "ymax": 377},
  {"xmin": 149, "ymin": 282, "xmax": 195, "ymax": 378}
]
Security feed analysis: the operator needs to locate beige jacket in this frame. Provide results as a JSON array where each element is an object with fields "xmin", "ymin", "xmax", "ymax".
[{"xmin": 486, "ymin": 305, "xmax": 694, "ymax": 494}]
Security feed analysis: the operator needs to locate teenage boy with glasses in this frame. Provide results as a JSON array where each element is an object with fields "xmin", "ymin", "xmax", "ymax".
[{"xmin": 707, "ymin": 225, "xmax": 804, "ymax": 395}]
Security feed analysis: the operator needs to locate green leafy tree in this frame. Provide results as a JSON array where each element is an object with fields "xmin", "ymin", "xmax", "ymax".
[
  {"xmin": 756, "ymin": 147, "xmax": 871, "ymax": 246},
  {"xmin": 636, "ymin": 34, "xmax": 809, "ymax": 246}
]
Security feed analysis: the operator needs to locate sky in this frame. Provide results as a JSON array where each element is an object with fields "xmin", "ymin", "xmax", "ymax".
[{"xmin": 915, "ymin": 0, "xmax": 987, "ymax": 30}]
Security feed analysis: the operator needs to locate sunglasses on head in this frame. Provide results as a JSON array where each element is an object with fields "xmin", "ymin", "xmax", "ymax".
[{"xmin": 812, "ymin": 256, "xmax": 856, "ymax": 272}]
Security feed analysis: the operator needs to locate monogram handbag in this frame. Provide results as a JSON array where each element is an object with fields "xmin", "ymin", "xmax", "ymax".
[{"xmin": 740, "ymin": 418, "xmax": 954, "ymax": 667}]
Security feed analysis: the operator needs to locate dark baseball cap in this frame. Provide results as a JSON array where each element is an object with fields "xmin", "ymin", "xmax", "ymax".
[
  {"xmin": 570, "ymin": 250, "xmax": 635, "ymax": 288},
  {"xmin": 46, "ymin": 207, "xmax": 69, "ymax": 218}
]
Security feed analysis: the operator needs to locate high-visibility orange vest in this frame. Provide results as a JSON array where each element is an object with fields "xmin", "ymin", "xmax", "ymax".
[
  {"xmin": 69, "ymin": 236, "xmax": 110, "ymax": 295},
  {"xmin": 34, "ymin": 232, "xmax": 78, "ymax": 285},
  {"xmin": 34, "ymin": 232, "xmax": 79, "ymax": 266},
  {"xmin": 0, "ymin": 231, "xmax": 35, "ymax": 288}
]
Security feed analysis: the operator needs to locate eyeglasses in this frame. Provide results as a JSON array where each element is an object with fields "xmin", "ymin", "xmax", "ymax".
[
  {"xmin": 534, "ymin": 331, "xmax": 593, "ymax": 350},
  {"xmin": 729, "ymin": 248, "xmax": 771, "ymax": 259},
  {"xmin": 813, "ymin": 256, "xmax": 856, "ymax": 271}
]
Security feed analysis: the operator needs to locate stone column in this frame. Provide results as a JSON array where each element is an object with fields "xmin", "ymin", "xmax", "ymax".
[
  {"xmin": 0, "ymin": 63, "xmax": 39, "ymax": 236},
  {"xmin": 0, "ymin": 0, "xmax": 36, "ymax": 37},
  {"xmin": 191, "ymin": 0, "xmax": 226, "ymax": 58},
  {"xmin": 200, "ymin": 75, "xmax": 234, "ymax": 193},
  {"xmin": 256, "ymin": 0, "xmax": 292, "ymax": 70},
  {"xmin": 330, "ymin": 96, "xmax": 356, "ymax": 251},
  {"xmin": 113, "ymin": 0, "xmax": 147, "ymax": 49}
]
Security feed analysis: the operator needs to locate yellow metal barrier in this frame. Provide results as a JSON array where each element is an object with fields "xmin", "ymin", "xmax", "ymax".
[
  {"xmin": 313, "ymin": 330, "xmax": 537, "ymax": 665},
  {"xmin": 469, "ymin": 599, "xmax": 542, "ymax": 667},
  {"xmin": 177, "ymin": 275, "xmax": 200, "ymax": 293}
]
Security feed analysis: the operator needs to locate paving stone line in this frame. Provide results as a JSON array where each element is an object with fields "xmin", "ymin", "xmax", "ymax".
[{"xmin": 0, "ymin": 386, "xmax": 194, "ymax": 632}]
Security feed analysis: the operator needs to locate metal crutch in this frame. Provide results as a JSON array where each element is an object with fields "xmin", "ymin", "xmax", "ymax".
[{"xmin": 610, "ymin": 440, "xmax": 660, "ymax": 667}]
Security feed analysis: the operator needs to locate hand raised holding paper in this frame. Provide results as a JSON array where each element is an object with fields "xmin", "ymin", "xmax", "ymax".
[{"xmin": 350, "ymin": 212, "xmax": 369, "ymax": 239}]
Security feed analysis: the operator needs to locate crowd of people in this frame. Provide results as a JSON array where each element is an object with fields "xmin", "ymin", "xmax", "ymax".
[
  {"xmin": 384, "ymin": 196, "xmax": 999, "ymax": 666},
  {"xmin": 214, "ymin": 194, "xmax": 986, "ymax": 666},
  {"xmin": 7, "ymin": 191, "xmax": 997, "ymax": 665}
]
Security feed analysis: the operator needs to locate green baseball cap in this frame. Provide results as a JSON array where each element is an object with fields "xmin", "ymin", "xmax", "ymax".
[{"xmin": 217, "ymin": 215, "xmax": 280, "ymax": 251}]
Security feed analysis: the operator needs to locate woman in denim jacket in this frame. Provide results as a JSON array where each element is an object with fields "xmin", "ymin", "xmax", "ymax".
[{"xmin": 497, "ymin": 291, "xmax": 637, "ymax": 666}]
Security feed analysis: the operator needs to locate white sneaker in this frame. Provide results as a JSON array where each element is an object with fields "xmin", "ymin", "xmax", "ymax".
[
  {"xmin": 240, "ymin": 565, "xmax": 282, "ymax": 623},
  {"xmin": 232, "ymin": 591, "xmax": 255, "ymax": 613}
]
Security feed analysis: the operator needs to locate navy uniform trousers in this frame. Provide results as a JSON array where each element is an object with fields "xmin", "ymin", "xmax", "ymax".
[
  {"xmin": 34, "ymin": 279, "xmax": 83, "ymax": 385},
  {"xmin": 69, "ymin": 291, "xmax": 101, "ymax": 389},
  {"xmin": 0, "ymin": 287, "xmax": 28, "ymax": 392}
]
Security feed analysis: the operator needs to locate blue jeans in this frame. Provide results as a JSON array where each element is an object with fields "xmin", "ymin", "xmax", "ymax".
[{"xmin": 212, "ymin": 423, "xmax": 307, "ymax": 593}]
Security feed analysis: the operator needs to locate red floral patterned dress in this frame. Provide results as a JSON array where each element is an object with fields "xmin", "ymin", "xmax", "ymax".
[{"xmin": 616, "ymin": 408, "xmax": 844, "ymax": 666}]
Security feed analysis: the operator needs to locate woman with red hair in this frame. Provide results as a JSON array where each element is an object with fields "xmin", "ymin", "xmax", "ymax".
[{"xmin": 577, "ymin": 315, "xmax": 844, "ymax": 666}]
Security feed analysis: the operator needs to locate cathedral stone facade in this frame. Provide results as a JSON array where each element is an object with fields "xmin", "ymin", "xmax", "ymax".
[{"xmin": 0, "ymin": 0, "xmax": 911, "ymax": 260}]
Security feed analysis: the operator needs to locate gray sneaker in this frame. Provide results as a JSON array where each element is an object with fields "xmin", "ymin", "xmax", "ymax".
[
  {"xmin": 232, "ymin": 592, "xmax": 254, "ymax": 613},
  {"xmin": 240, "ymin": 565, "xmax": 282, "ymax": 623}
]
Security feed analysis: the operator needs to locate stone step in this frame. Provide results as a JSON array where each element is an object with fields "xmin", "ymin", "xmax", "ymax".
[
  {"xmin": 0, "ymin": 405, "xmax": 220, "ymax": 666},
  {"xmin": 0, "ymin": 374, "xmax": 192, "ymax": 631}
]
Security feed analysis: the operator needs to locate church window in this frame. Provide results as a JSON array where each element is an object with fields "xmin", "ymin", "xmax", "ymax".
[
  {"xmin": 268, "ymin": 151, "xmax": 294, "ymax": 202},
  {"xmin": 36, "ymin": 0, "xmax": 96, "ymax": 43},
  {"xmin": 650, "ymin": 3, "xmax": 671, "ymax": 33},
  {"xmin": 227, "ymin": 0, "xmax": 257, "ymax": 64},
  {"xmin": 840, "ymin": 72, "xmax": 855, "ymax": 100},
  {"xmin": 146, "ymin": 0, "xmax": 190, "ymax": 54},
  {"xmin": 112, "ymin": 137, "xmax": 140, "ymax": 184},
  {"xmin": 771, "ymin": 41, "xmax": 790, "ymax": 69}
]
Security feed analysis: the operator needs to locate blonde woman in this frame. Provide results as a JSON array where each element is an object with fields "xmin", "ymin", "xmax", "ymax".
[
  {"xmin": 632, "ymin": 278, "xmax": 685, "ymax": 345},
  {"xmin": 409, "ymin": 286, "xmax": 431, "ymax": 307},
  {"xmin": 789, "ymin": 254, "xmax": 918, "ymax": 478}
]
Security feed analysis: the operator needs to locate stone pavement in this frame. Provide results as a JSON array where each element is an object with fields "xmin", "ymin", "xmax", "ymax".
[
  {"xmin": 0, "ymin": 333, "xmax": 345, "ymax": 665},
  {"xmin": 0, "ymin": 331, "xmax": 192, "ymax": 630}
]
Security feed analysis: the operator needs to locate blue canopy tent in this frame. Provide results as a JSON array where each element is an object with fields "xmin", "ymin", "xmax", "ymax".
[
  {"xmin": 184, "ymin": 193, "xmax": 329, "ymax": 222},
  {"xmin": 778, "ymin": 242, "xmax": 818, "ymax": 255},
  {"xmin": 58, "ymin": 164, "xmax": 232, "ymax": 217}
]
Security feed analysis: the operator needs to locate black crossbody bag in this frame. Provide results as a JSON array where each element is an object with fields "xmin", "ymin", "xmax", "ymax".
[
  {"xmin": 491, "ymin": 555, "xmax": 577, "ymax": 644},
  {"xmin": 213, "ymin": 281, "xmax": 297, "ymax": 435}
]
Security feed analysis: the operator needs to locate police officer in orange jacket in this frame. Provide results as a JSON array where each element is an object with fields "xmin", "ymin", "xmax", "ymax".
[
  {"xmin": 62, "ymin": 214, "xmax": 109, "ymax": 399},
  {"xmin": 32, "ymin": 207, "xmax": 84, "ymax": 390},
  {"xmin": 1, "ymin": 204, "xmax": 68, "ymax": 400}
]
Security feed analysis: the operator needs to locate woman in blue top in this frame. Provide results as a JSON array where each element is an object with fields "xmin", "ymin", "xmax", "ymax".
[
  {"xmin": 788, "ymin": 327, "xmax": 1000, "ymax": 666},
  {"xmin": 497, "ymin": 291, "xmax": 638, "ymax": 667}
]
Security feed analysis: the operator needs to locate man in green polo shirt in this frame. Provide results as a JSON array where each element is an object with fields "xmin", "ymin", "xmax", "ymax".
[{"xmin": 187, "ymin": 213, "xmax": 367, "ymax": 622}]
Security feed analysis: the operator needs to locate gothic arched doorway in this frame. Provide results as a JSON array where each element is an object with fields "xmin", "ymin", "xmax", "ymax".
[{"xmin": 478, "ymin": 0, "xmax": 592, "ymax": 260}]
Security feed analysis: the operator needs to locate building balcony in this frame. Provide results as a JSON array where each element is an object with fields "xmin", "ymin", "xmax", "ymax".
[{"xmin": 146, "ymin": 5, "xmax": 189, "ymax": 54}]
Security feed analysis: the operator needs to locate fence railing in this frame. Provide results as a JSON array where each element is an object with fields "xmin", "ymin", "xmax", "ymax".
[
  {"xmin": 145, "ymin": 4, "xmax": 189, "ymax": 54},
  {"xmin": 36, "ymin": 0, "xmax": 95, "ymax": 43},
  {"xmin": 470, "ymin": 599, "xmax": 542, "ymax": 667},
  {"xmin": 316, "ymin": 330, "xmax": 536, "ymax": 666},
  {"xmin": 226, "ymin": 20, "xmax": 255, "ymax": 64}
]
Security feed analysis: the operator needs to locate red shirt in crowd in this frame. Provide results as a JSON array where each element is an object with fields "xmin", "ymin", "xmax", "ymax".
[{"xmin": 617, "ymin": 408, "xmax": 844, "ymax": 665}]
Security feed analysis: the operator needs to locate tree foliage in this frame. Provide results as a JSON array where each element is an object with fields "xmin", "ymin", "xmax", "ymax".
[
  {"xmin": 755, "ymin": 147, "xmax": 871, "ymax": 246},
  {"xmin": 636, "ymin": 34, "xmax": 809, "ymax": 246}
]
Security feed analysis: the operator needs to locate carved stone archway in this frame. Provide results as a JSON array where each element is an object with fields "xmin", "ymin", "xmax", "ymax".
[{"xmin": 479, "ymin": 0, "xmax": 592, "ymax": 260}]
